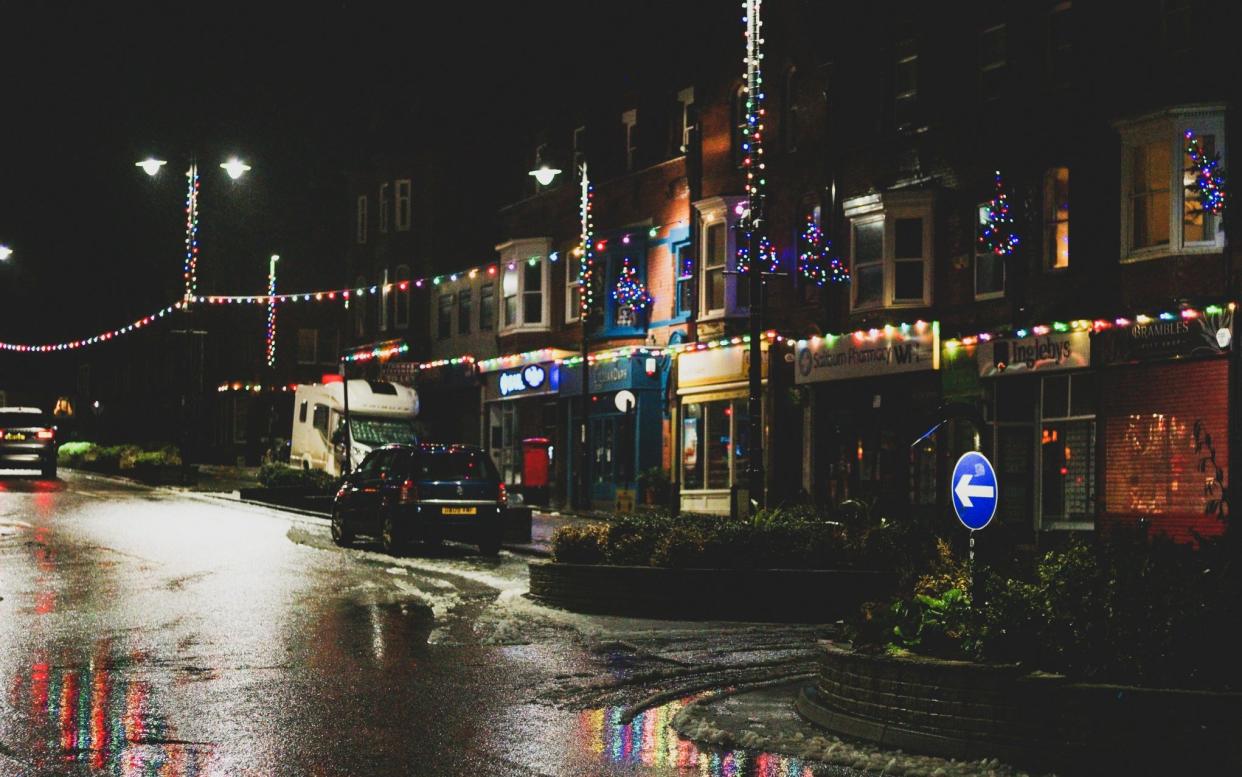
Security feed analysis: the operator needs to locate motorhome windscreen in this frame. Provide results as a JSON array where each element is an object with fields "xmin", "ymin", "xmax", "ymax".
[{"xmin": 346, "ymin": 415, "xmax": 417, "ymax": 446}]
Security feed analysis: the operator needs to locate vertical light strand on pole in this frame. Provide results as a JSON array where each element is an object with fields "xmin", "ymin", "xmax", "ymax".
[
  {"xmin": 743, "ymin": 0, "xmax": 767, "ymax": 514},
  {"xmin": 579, "ymin": 162, "xmax": 594, "ymax": 509},
  {"xmin": 184, "ymin": 163, "xmax": 200, "ymax": 304},
  {"xmin": 266, "ymin": 254, "xmax": 279, "ymax": 368}
]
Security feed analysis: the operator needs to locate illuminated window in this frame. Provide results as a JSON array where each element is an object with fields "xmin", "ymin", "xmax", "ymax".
[
  {"xmin": 675, "ymin": 242, "xmax": 694, "ymax": 317},
  {"xmin": 681, "ymin": 398, "xmax": 749, "ymax": 492},
  {"xmin": 1044, "ymin": 167, "xmax": 1070, "ymax": 269},
  {"xmin": 1040, "ymin": 372, "xmax": 1096, "ymax": 527},
  {"xmin": 1131, "ymin": 140, "xmax": 1171, "ymax": 249}
]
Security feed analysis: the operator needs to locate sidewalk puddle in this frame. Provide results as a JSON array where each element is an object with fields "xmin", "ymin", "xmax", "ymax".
[{"xmin": 580, "ymin": 694, "xmax": 818, "ymax": 776}]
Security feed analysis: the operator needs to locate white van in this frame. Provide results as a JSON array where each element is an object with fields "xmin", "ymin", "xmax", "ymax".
[{"xmin": 290, "ymin": 380, "xmax": 420, "ymax": 477}]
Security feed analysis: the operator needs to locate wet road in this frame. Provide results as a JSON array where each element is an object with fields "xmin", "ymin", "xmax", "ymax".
[{"xmin": 0, "ymin": 472, "xmax": 842, "ymax": 777}]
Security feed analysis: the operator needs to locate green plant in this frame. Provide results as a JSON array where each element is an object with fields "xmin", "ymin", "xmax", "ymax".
[
  {"xmin": 649, "ymin": 524, "xmax": 710, "ymax": 567},
  {"xmin": 550, "ymin": 524, "xmax": 609, "ymax": 564},
  {"xmin": 257, "ymin": 463, "xmax": 335, "ymax": 490},
  {"xmin": 635, "ymin": 467, "xmax": 671, "ymax": 504}
]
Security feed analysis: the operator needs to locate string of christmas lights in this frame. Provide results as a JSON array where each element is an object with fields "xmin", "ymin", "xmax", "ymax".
[
  {"xmin": 737, "ymin": 0, "xmax": 769, "ymax": 277},
  {"xmin": 266, "ymin": 256, "xmax": 278, "ymax": 368},
  {"xmin": 1185, "ymin": 129, "xmax": 1227, "ymax": 215},
  {"xmin": 184, "ymin": 165, "xmax": 200, "ymax": 302},
  {"xmin": 341, "ymin": 341, "xmax": 410, "ymax": 363},
  {"xmin": 978, "ymin": 170, "xmax": 1020, "ymax": 257},
  {"xmin": 579, "ymin": 166, "xmax": 595, "ymax": 319},
  {"xmin": 217, "ymin": 382, "xmax": 298, "ymax": 393},
  {"xmin": 940, "ymin": 303, "xmax": 1234, "ymax": 351},
  {"xmin": 736, "ymin": 234, "xmax": 779, "ymax": 275},
  {"xmin": 0, "ymin": 303, "xmax": 184, "ymax": 353}
]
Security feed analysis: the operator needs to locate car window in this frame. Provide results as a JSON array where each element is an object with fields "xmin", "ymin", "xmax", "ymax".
[
  {"xmin": 414, "ymin": 450, "xmax": 499, "ymax": 481},
  {"xmin": 356, "ymin": 451, "xmax": 384, "ymax": 477},
  {"xmin": 0, "ymin": 411, "xmax": 51, "ymax": 428}
]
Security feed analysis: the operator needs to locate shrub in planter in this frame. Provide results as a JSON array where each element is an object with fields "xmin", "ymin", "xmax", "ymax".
[
  {"xmin": 650, "ymin": 524, "xmax": 711, "ymax": 567},
  {"xmin": 550, "ymin": 524, "xmax": 609, "ymax": 564},
  {"xmin": 635, "ymin": 467, "xmax": 671, "ymax": 505},
  {"xmin": 257, "ymin": 463, "xmax": 335, "ymax": 490}
]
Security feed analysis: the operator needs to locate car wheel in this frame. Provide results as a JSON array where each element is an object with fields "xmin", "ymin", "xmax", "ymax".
[
  {"xmin": 42, "ymin": 460, "xmax": 57, "ymax": 480},
  {"xmin": 476, "ymin": 534, "xmax": 501, "ymax": 557},
  {"xmin": 330, "ymin": 508, "xmax": 354, "ymax": 547},
  {"xmin": 381, "ymin": 513, "xmax": 404, "ymax": 556}
]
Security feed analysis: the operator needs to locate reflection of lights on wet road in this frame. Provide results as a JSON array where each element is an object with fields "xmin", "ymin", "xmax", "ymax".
[
  {"xmin": 12, "ymin": 645, "xmax": 214, "ymax": 774},
  {"xmin": 580, "ymin": 695, "xmax": 816, "ymax": 776}
]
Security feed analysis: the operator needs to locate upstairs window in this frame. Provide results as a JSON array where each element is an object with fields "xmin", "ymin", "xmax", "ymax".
[
  {"xmin": 395, "ymin": 179, "xmax": 411, "ymax": 231},
  {"xmin": 1048, "ymin": 3, "xmax": 1073, "ymax": 87},
  {"xmin": 675, "ymin": 242, "xmax": 694, "ymax": 317},
  {"xmin": 783, "ymin": 68, "xmax": 800, "ymax": 152},
  {"xmin": 437, "ymin": 293, "xmax": 452, "ymax": 340},
  {"xmin": 566, "ymin": 266, "xmax": 581, "ymax": 324},
  {"xmin": 497, "ymin": 240, "xmax": 551, "ymax": 332},
  {"xmin": 974, "ymin": 204, "xmax": 1006, "ymax": 299},
  {"xmin": 702, "ymin": 222, "xmax": 727, "ymax": 315},
  {"xmin": 845, "ymin": 193, "xmax": 934, "ymax": 310},
  {"xmin": 622, "ymin": 109, "xmax": 638, "ymax": 172},
  {"xmin": 676, "ymin": 87, "xmax": 695, "ymax": 154},
  {"xmin": 479, "ymin": 283, "xmax": 495, "ymax": 331},
  {"xmin": 457, "ymin": 288, "xmax": 472, "ymax": 335},
  {"xmin": 893, "ymin": 36, "xmax": 918, "ymax": 131},
  {"xmin": 979, "ymin": 24, "xmax": 1006, "ymax": 102},
  {"xmin": 355, "ymin": 196, "xmax": 367, "ymax": 244},
  {"xmin": 378, "ymin": 182, "xmax": 390, "ymax": 233},
  {"xmin": 1118, "ymin": 108, "xmax": 1225, "ymax": 260},
  {"xmin": 1044, "ymin": 167, "xmax": 1070, "ymax": 270}
]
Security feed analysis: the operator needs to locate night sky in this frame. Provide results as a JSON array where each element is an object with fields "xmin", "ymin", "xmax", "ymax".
[{"xmin": 0, "ymin": 1, "xmax": 704, "ymax": 344}]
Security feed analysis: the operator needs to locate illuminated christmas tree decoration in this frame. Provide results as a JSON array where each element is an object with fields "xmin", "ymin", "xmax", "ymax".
[
  {"xmin": 797, "ymin": 212, "xmax": 850, "ymax": 286},
  {"xmin": 611, "ymin": 256, "xmax": 652, "ymax": 312},
  {"xmin": 1185, "ymin": 129, "xmax": 1227, "ymax": 215},
  {"xmin": 978, "ymin": 170, "xmax": 1020, "ymax": 257}
]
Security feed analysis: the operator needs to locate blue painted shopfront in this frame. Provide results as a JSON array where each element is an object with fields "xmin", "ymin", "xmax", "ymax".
[{"xmin": 561, "ymin": 354, "xmax": 667, "ymax": 509}]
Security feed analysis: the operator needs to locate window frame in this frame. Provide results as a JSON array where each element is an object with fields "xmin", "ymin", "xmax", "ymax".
[
  {"xmin": 674, "ymin": 241, "xmax": 694, "ymax": 318},
  {"xmin": 394, "ymin": 264, "xmax": 410, "ymax": 329},
  {"xmin": 621, "ymin": 109, "xmax": 638, "ymax": 173},
  {"xmin": 565, "ymin": 261, "xmax": 581, "ymax": 324},
  {"xmin": 379, "ymin": 268, "xmax": 390, "ymax": 332},
  {"xmin": 355, "ymin": 195, "xmax": 367, "ymax": 244},
  {"xmin": 1117, "ymin": 107, "xmax": 1226, "ymax": 262},
  {"xmin": 457, "ymin": 287, "xmax": 472, "ymax": 335},
  {"xmin": 1036, "ymin": 373, "xmax": 1097, "ymax": 531},
  {"xmin": 479, "ymin": 282, "xmax": 495, "ymax": 331},
  {"xmin": 297, "ymin": 328, "xmax": 318, "ymax": 365},
  {"xmin": 978, "ymin": 23, "xmax": 1006, "ymax": 102},
  {"xmin": 395, "ymin": 179, "xmax": 411, "ymax": 231},
  {"xmin": 1043, "ymin": 166, "xmax": 1070, "ymax": 271},
  {"xmin": 844, "ymin": 193, "xmax": 934, "ymax": 311},
  {"xmin": 378, "ymin": 182, "xmax": 390, "ymax": 234},
  {"xmin": 495, "ymin": 239, "xmax": 552, "ymax": 334},
  {"xmin": 694, "ymin": 196, "xmax": 747, "ymax": 320},
  {"xmin": 437, "ymin": 292, "xmax": 452, "ymax": 340},
  {"xmin": 974, "ymin": 202, "xmax": 1007, "ymax": 300}
]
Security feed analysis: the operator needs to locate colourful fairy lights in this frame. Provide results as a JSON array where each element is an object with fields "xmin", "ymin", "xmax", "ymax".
[
  {"xmin": 184, "ymin": 164, "xmax": 200, "ymax": 302},
  {"xmin": 1185, "ymin": 129, "xmax": 1227, "ymax": 215},
  {"xmin": 611, "ymin": 256, "xmax": 652, "ymax": 312},
  {"xmin": 797, "ymin": 213, "xmax": 849, "ymax": 286},
  {"xmin": 579, "ymin": 166, "xmax": 596, "ymax": 320},
  {"xmin": 0, "ymin": 303, "xmax": 184, "ymax": 353},
  {"xmin": 266, "ymin": 255, "xmax": 279, "ymax": 368},
  {"xmin": 341, "ymin": 341, "xmax": 409, "ymax": 363},
  {"xmin": 737, "ymin": 0, "xmax": 770, "ymax": 278},
  {"xmin": 978, "ymin": 170, "xmax": 1019, "ymax": 257}
]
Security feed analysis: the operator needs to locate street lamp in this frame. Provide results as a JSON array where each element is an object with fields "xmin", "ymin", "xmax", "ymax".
[
  {"xmin": 220, "ymin": 157, "xmax": 252, "ymax": 180},
  {"xmin": 528, "ymin": 164, "xmax": 562, "ymax": 187},
  {"xmin": 0, "ymin": 245, "xmax": 12, "ymax": 262},
  {"xmin": 135, "ymin": 158, "xmax": 167, "ymax": 176}
]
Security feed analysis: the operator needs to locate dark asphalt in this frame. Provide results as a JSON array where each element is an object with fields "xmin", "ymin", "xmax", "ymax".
[{"xmin": 0, "ymin": 471, "xmax": 844, "ymax": 776}]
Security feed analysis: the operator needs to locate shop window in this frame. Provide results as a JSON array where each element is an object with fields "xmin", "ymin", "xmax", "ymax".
[
  {"xmin": 846, "ymin": 192, "xmax": 934, "ymax": 310},
  {"xmin": 378, "ymin": 182, "xmax": 390, "ymax": 234},
  {"xmin": 681, "ymin": 397, "xmax": 749, "ymax": 492},
  {"xmin": 479, "ymin": 283, "xmax": 495, "ymax": 330},
  {"xmin": 395, "ymin": 179, "xmax": 411, "ymax": 231},
  {"xmin": 974, "ymin": 204, "xmax": 1005, "ymax": 299},
  {"xmin": 437, "ymin": 293, "xmax": 452, "ymax": 340},
  {"xmin": 1118, "ymin": 107, "xmax": 1225, "ymax": 260},
  {"xmin": 457, "ymin": 288, "xmax": 472, "ymax": 335},
  {"xmin": 979, "ymin": 24, "xmax": 1006, "ymax": 102},
  {"xmin": 1040, "ymin": 372, "xmax": 1096, "ymax": 527},
  {"xmin": 394, "ymin": 264, "xmax": 410, "ymax": 328},
  {"xmin": 1043, "ymin": 167, "xmax": 1070, "ymax": 269},
  {"xmin": 674, "ymin": 242, "xmax": 694, "ymax": 317}
]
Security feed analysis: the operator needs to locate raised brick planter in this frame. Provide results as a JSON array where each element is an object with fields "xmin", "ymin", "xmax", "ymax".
[
  {"xmin": 797, "ymin": 641, "xmax": 1242, "ymax": 773},
  {"xmin": 527, "ymin": 562, "xmax": 896, "ymax": 622}
]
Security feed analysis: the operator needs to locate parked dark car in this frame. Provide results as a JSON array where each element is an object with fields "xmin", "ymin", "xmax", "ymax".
[
  {"xmin": 331, "ymin": 443, "xmax": 506, "ymax": 556},
  {"xmin": 0, "ymin": 407, "xmax": 57, "ymax": 478}
]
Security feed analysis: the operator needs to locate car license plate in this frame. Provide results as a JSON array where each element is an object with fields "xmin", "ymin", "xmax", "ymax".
[
  {"xmin": 442, "ymin": 506, "xmax": 476, "ymax": 516},
  {"xmin": 5, "ymin": 433, "xmax": 26, "ymax": 441}
]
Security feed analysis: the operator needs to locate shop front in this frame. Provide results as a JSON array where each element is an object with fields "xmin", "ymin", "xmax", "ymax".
[
  {"xmin": 482, "ymin": 359, "xmax": 567, "ymax": 503},
  {"xmin": 561, "ymin": 353, "xmax": 667, "ymax": 510},
  {"xmin": 675, "ymin": 343, "xmax": 768, "ymax": 516},
  {"xmin": 1091, "ymin": 309, "xmax": 1233, "ymax": 542},
  {"xmin": 975, "ymin": 329, "xmax": 1094, "ymax": 534},
  {"xmin": 794, "ymin": 323, "xmax": 942, "ymax": 518}
]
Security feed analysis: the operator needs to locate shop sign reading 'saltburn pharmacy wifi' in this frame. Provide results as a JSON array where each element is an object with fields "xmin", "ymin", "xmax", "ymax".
[{"xmin": 794, "ymin": 324, "xmax": 939, "ymax": 384}]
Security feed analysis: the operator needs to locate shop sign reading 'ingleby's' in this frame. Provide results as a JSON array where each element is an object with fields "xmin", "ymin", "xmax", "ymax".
[
  {"xmin": 976, "ymin": 330, "xmax": 1090, "ymax": 377},
  {"xmin": 794, "ymin": 323, "xmax": 939, "ymax": 384},
  {"xmin": 1094, "ymin": 308, "xmax": 1233, "ymax": 366}
]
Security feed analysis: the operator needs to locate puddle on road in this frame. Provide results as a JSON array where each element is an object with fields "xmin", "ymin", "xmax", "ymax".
[
  {"xmin": 8, "ymin": 647, "xmax": 214, "ymax": 774},
  {"xmin": 581, "ymin": 694, "xmax": 819, "ymax": 776}
]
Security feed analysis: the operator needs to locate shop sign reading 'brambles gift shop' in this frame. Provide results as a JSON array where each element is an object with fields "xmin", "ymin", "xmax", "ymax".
[{"xmin": 1094, "ymin": 308, "xmax": 1233, "ymax": 366}]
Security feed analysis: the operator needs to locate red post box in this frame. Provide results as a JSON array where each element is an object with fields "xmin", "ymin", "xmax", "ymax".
[{"xmin": 521, "ymin": 437, "xmax": 551, "ymax": 505}]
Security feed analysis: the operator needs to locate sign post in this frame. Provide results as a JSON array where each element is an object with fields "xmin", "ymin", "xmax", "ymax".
[{"xmin": 951, "ymin": 451, "xmax": 998, "ymax": 605}]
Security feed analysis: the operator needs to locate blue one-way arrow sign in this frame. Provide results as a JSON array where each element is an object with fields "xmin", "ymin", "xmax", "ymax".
[{"xmin": 952, "ymin": 451, "xmax": 998, "ymax": 531}]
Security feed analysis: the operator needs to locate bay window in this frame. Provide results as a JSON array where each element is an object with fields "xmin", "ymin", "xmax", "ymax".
[
  {"xmin": 845, "ymin": 192, "xmax": 934, "ymax": 311},
  {"xmin": 495, "ymin": 238, "xmax": 551, "ymax": 332}
]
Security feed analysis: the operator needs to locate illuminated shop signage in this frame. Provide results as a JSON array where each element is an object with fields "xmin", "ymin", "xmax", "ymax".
[
  {"xmin": 1095, "ymin": 309, "xmax": 1233, "ymax": 365},
  {"xmin": 977, "ymin": 331, "xmax": 1089, "ymax": 377},
  {"xmin": 794, "ymin": 323, "xmax": 939, "ymax": 384},
  {"xmin": 498, "ymin": 363, "xmax": 552, "ymax": 397}
]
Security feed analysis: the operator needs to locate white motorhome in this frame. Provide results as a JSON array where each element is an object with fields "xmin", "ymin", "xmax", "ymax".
[{"xmin": 291, "ymin": 380, "xmax": 419, "ymax": 476}]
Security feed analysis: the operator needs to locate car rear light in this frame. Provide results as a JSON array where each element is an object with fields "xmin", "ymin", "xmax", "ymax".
[
  {"xmin": 36, "ymin": 429, "xmax": 54, "ymax": 440},
  {"xmin": 498, "ymin": 483, "xmax": 507, "ymax": 506},
  {"xmin": 399, "ymin": 479, "xmax": 418, "ymax": 504}
]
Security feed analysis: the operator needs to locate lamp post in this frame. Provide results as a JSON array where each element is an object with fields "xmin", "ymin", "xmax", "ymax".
[
  {"xmin": 267, "ymin": 254, "xmax": 279, "ymax": 368},
  {"xmin": 138, "ymin": 154, "xmax": 250, "ymax": 473},
  {"xmin": 741, "ymin": 0, "xmax": 768, "ymax": 514}
]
